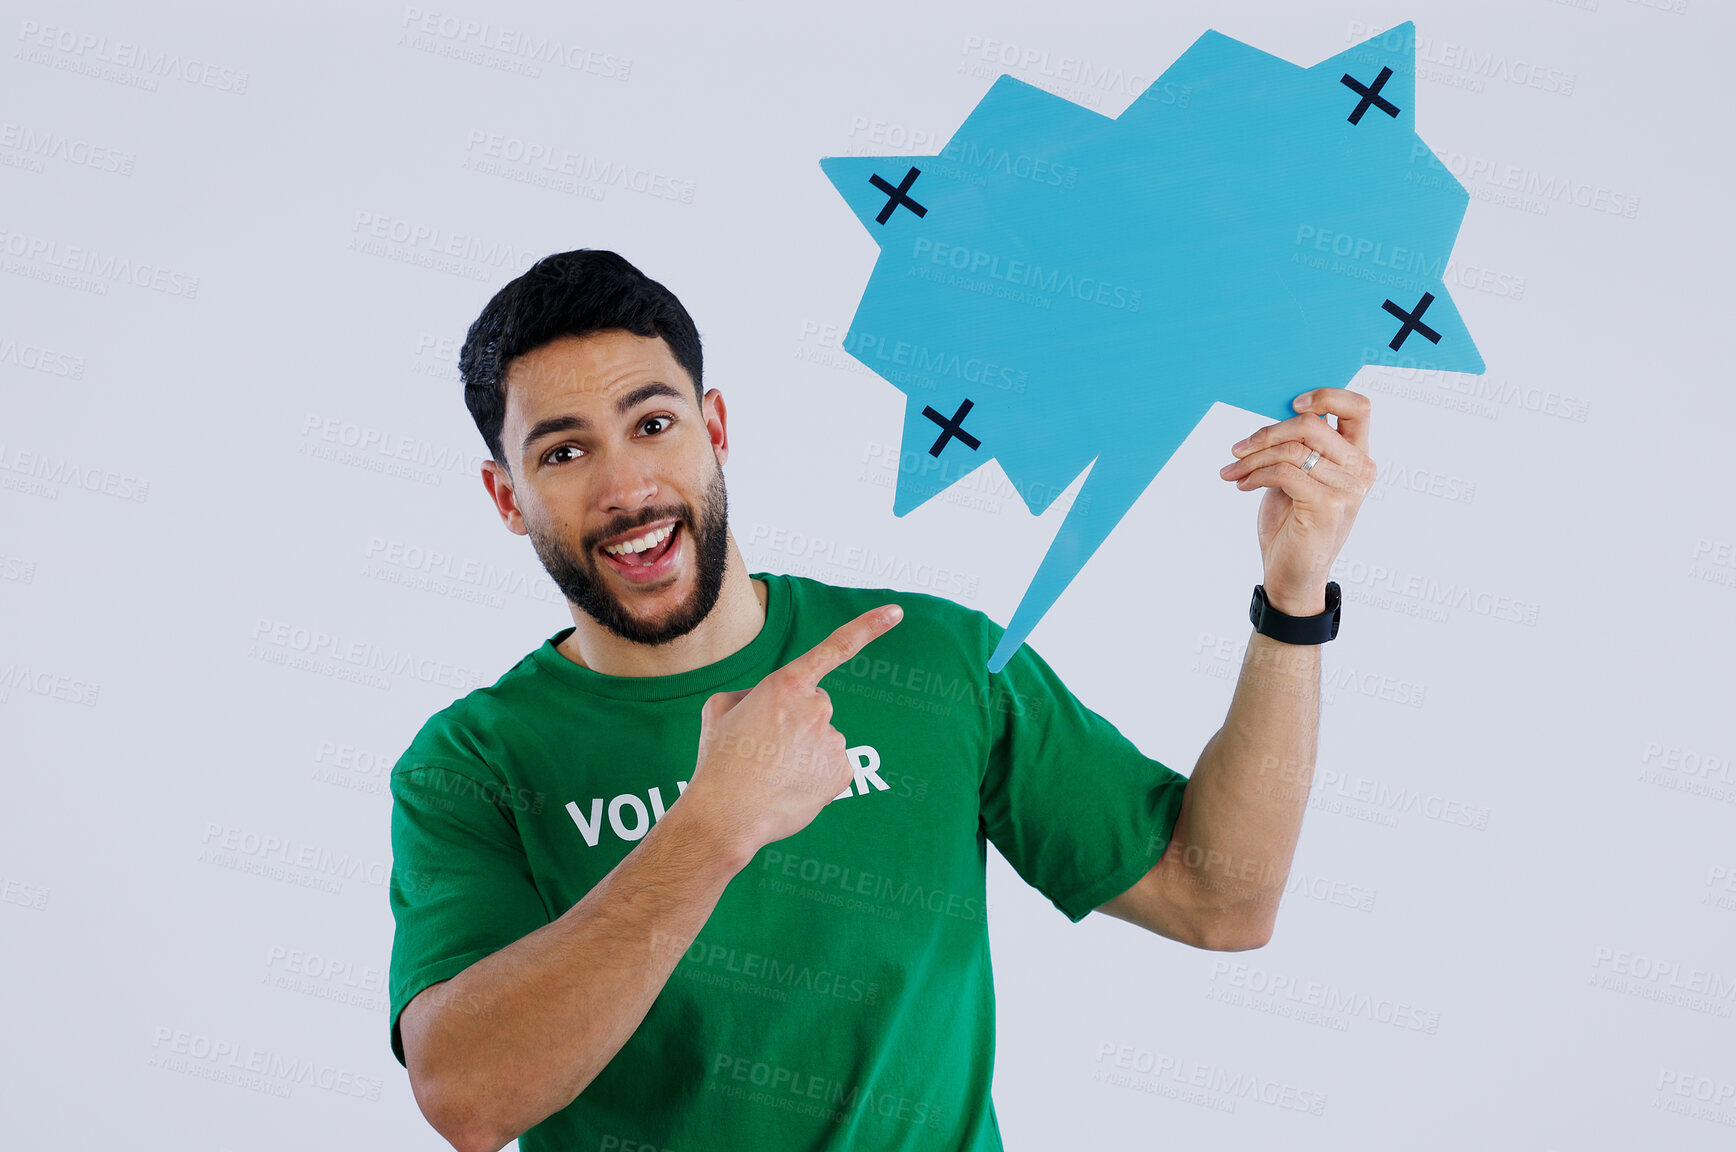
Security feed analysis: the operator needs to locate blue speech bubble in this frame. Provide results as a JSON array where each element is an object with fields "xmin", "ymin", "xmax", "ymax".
[{"xmin": 822, "ymin": 22, "xmax": 1485, "ymax": 671}]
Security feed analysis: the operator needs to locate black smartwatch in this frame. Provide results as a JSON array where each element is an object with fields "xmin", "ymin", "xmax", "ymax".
[{"xmin": 1249, "ymin": 582, "xmax": 1341, "ymax": 644}]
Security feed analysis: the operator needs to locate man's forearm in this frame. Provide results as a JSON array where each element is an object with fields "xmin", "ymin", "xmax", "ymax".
[
  {"xmin": 1168, "ymin": 627, "xmax": 1320, "ymax": 944},
  {"xmin": 405, "ymin": 802, "xmax": 749, "ymax": 1152}
]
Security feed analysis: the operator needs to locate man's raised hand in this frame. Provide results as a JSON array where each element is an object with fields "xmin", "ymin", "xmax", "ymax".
[{"xmin": 685, "ymin": 604, "xmax": 904, "ymax": 862}]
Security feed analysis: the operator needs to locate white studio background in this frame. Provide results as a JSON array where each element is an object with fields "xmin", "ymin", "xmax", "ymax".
[{"xmin": 2, "ymin": 0, "xmax": 1731, "ymax": 1148}]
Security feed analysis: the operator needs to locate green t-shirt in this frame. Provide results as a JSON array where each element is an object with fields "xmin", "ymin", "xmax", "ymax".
[{"xmin": 388, "ymin": 571, "xmax": 1188, "ymax": 1151}]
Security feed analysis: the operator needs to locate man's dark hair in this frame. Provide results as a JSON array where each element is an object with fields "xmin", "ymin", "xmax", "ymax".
[{"xmin": 458, "ymin": 249, "xmax": 704, "ymax": 469}]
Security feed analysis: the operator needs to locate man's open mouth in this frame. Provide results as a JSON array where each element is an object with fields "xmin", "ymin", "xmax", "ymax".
[{"xmin": 599, "ymin": 521, "xmax": 680, "ymax": 573}]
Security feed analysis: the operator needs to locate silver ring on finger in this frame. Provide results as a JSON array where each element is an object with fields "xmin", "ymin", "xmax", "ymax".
[{"xmin": 1300, "ymin": 449, "xmax": 1321, "ymax": 473}]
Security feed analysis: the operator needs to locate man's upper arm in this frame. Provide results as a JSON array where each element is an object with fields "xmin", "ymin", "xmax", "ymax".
[
  {"xmin": 388, "ymin": 761, "xmax": 550, "ymax": 1069},
  {"xmin": 1094, "ymin": 848, "xmax": 1207, "ymax": 944},
  {"xmin": 1092, "ymin": 785, "xmax": 1276, "ymax": 951},
  {"xmin": 397, "ymin": 978, "xmax": 449, "ymax": 1085},
  {"xmin": 974, "ymin": 617, "xmax": 1189, "ymax": 924}
]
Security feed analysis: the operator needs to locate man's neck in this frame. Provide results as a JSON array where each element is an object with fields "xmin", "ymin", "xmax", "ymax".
[{"xmin": 556, "ymin": 541, "xmax": 768, "ymax": 679}]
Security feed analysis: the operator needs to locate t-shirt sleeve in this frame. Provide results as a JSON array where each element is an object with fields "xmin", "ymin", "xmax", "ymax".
[
  {"xmin": 975, "ymin": 620, "xmax": 1189, "ymax": 923},
  {"xmin": 387, "ymin": 759, "xmax": 552, "ymax": 1068}
]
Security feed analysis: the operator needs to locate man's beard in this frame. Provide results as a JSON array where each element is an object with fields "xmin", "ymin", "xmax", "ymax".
[{"xmin": 525, "ymin": 456, "xmax": 730, "ymax": 647}]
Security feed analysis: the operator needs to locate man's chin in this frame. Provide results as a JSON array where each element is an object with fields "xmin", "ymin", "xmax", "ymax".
[
  {"xmin": 589, "ymin": 566, "xmax": 709, "ymax": 644},
  {"xmin": 604, "ymin": 571, "xmax": 689, "ymax": 616}
]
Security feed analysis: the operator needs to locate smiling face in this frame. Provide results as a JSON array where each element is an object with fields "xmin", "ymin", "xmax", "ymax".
[{"xmin": 481, "ymin": 329, "xmax": 732, "ymax": 646}]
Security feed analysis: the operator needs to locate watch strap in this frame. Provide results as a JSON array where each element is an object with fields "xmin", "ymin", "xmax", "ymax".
[{"xmin": 1249, "ymin": 582, "xmax": 1341, "ymax": 644}]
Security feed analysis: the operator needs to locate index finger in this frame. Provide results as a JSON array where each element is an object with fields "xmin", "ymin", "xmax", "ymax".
[
  {"xmin": 781, "ymin": 603, "xmax": 904, "ymax": 687},
  {"xmin": 1293, "ymin": 387, "xmax": 1373, "ymax": 452}
]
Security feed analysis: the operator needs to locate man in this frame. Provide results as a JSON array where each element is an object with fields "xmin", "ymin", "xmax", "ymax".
[{"xmin": 388, "ymin": 249, "xmax": 1376, "ymax": 1152}]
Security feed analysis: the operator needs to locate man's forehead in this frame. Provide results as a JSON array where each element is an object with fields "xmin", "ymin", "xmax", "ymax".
[{"xmin": 504, "ymin": 331, "xmax": 685, "ymax": 418}]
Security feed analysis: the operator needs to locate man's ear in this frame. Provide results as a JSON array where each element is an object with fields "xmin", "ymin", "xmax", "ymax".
[
  {"xmin": 704, "ymin": 388, "xmax": 729, "ymax": 468},
  {"xmin": 481, "ymin": 459, "xmax": 528, "ymax": 535}
]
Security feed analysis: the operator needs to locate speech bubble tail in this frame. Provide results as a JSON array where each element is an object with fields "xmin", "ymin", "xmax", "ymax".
[{"xmin": 986, "ymin": 447, "xmax": 1169, "ymax": 673}]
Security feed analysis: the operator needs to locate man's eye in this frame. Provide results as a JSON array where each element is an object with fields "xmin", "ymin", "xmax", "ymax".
[
  {"xmin": 544, "ymin": 445, "xmax": 581, "ymax": 465},
  {"xmin": 641, "ymin": 415, "xmax": 672, "ymax": 435}
]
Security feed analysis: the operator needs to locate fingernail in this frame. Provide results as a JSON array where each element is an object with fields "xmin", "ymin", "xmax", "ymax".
[
  {"xmin": 1293, "ymin": 393, "xmax": 1312, "ymax": 410},
  {"xmin": 1231, "ymin": 438, "xmax": 1249, "ymax": 453}
]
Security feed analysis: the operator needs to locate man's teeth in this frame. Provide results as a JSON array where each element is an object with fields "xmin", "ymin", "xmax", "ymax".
[{"xmin": 603, "ymin": 523, "xmax": 675, "ymax": 555}]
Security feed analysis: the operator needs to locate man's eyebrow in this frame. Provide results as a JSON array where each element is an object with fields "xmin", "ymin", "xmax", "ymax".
[{"xmin": 520, "ymin": 381, "xmax": 688, "ymax": 456}]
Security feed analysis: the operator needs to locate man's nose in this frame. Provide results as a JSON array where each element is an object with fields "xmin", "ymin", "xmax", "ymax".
[{"xmin": 597, "ymin": 455, "xmax": 660, "ymax": 513}]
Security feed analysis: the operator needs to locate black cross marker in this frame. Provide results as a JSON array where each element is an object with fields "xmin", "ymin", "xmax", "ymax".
[
  {"xmin": 922, "ymin": 398, "xmax": 981, "ymax": 457},
  {"xmin": 1382, "ymin": 292, "xmax": 1442, "ymax": 351},
  {"xmin": 1340, "ymin": 66, "xmax": 1400, "ymax": 125},
  {"xmin": 869, "ymin": 167, "xmax": 927, "ymax": 225}
]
